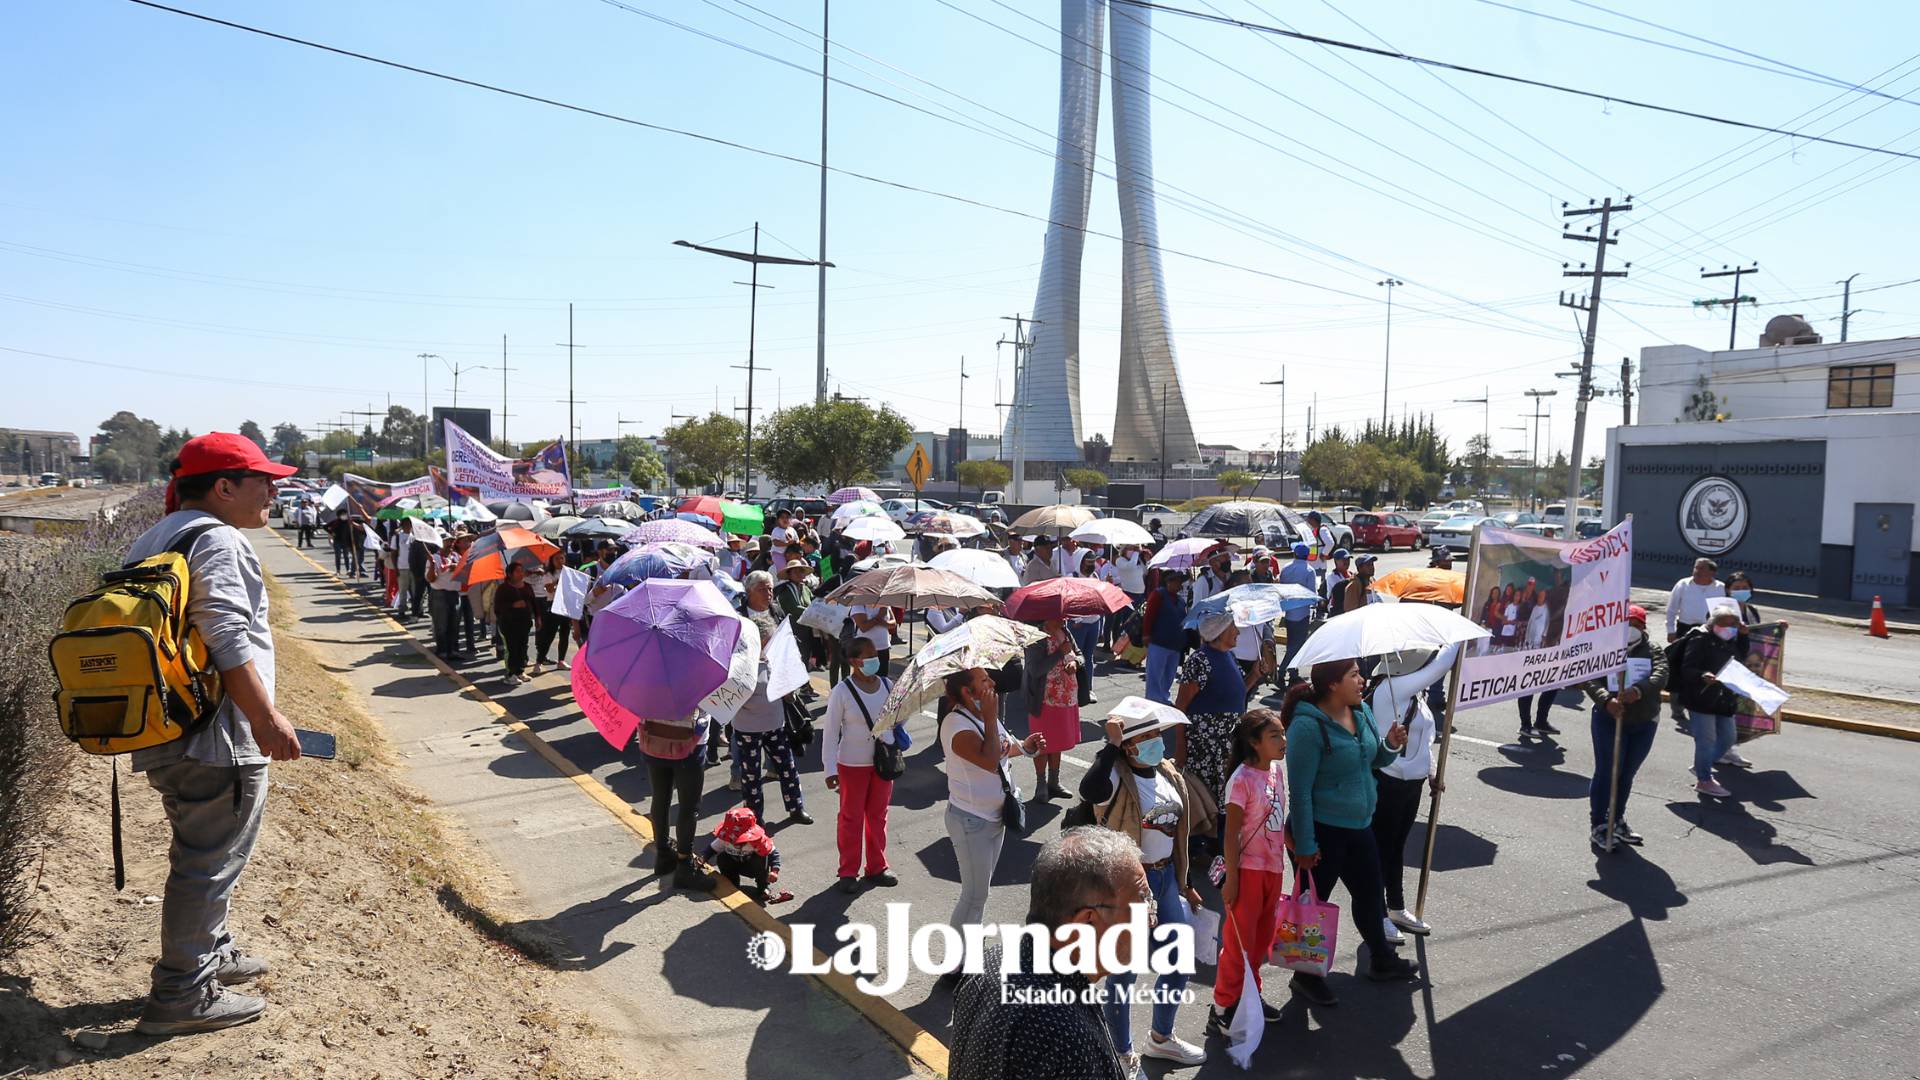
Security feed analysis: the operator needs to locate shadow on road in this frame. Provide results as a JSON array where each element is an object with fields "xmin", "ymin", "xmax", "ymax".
[{"xmin": 1475, "ymin": 742, "xmax": 1589, "ymax": 800}]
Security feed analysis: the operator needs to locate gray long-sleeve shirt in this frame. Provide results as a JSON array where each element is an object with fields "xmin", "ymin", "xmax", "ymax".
[{"xmin": 125, "ymin": 511, "xmax": 272, "ymax": 771}]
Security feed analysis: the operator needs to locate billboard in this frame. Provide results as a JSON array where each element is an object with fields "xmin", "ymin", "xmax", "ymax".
[{"xmin": 431, "ymin": 406, "xmax": 492, "ymax": 450}]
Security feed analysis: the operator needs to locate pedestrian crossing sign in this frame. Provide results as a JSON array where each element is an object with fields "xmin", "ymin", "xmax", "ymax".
[{"xmin": 906, "ymin": 443, "xmax": 932, "ymax": 491}]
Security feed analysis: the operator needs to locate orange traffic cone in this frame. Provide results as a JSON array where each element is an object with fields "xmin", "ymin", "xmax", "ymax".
[{"xmin": 1870, "ymin": 595, "xmax": 1889, "ymax": 639}]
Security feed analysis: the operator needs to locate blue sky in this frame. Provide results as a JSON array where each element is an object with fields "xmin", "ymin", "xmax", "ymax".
[{"xmin": 7, "ymin": 0, "xmax": 1919, "ymax": 465}]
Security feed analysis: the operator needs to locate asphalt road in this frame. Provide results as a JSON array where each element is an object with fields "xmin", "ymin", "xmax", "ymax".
[{"xmin": 288, "ymin": 529, "xmax": 1920, "ymax": 1080}]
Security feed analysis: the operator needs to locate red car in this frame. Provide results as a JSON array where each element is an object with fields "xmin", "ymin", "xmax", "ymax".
[{"xmin": 1350, "ymin": 512, "xmax": 1423, "ymax": 552}]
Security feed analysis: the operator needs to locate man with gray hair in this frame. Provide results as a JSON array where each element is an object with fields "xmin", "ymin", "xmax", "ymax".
[{"xmin": 949, "ymin": 827, "xmax": 1140, "ymax": 1080}]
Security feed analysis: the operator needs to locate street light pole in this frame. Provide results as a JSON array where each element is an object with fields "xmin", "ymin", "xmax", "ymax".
[
  {"xmin": 1260, "ymin": 370, "xmax": 1285, "ymax": 495},
  {"xmin": 1523, "ymin": 389, "xmax": 1557, "ymax": 513},
  {"xmin": 1453, "ymin": 387, "xmax": 1488, "ymax": 497},
  {"xmin": 1378, "ymin": 278, "xmax": 1403, "ymax": 429},
  {"xmin": 416, "ymin": 352, "xmax": 440, "ymax": 461}
]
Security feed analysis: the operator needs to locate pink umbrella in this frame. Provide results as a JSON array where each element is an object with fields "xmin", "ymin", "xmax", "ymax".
[
  {"xmin": 622, "ymin": 518, "xmax": 726, "ymax": 550},
  {"xmin": 1004, "ymin": 577, "xmax": 1134, "ymax": 621},
  {"xmin": 828, "ymin": 486, "xmax": 880, "ymax": 505},
  {"xmin": 571, "ymin": 579, "xmax": 741, "ymax": 749},
  {"xmin": 1148, "ymin": 536, "xmax": 1233, "ymax": 570}
]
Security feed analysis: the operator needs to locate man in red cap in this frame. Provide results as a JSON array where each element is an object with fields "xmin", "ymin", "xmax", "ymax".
[
  {"xmin": 1578, "ymin": 604, "xmax": 1669, "ymax": 851},
  {"xmin": 126, "ymin": 433, "xmax": 303, "ymax": 1035}
]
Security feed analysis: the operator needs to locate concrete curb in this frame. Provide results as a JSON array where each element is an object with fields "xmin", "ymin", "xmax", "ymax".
[
  {"xmin": 1776, "ymin": 709, "xmax": 1920, "ymax": 742},
  {"xmin": 269, "ymin": 532, "xmax": 952, "ymax": 1078}
]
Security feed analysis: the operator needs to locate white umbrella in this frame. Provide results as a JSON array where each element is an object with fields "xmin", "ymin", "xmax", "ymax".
[
  {"xmin": 850, "ymin": 552, "xmax": 918, "ymax": 574},
  {"xmin": 831, "ymin": 499, "xmax": 887, "ymax": 523},
  {"xmin": 1288, "ymin": 603, "xmax": 1490, "ymax": 670},
  {"xmin": 841, "ymin": 515, "xmax": 906, "ymax": 543},
  {"xmin": 1148, "ymin": 536, "xmax": 1232, "ymax": 570},
  {"xmin": 929, "ymin": 547, "xmax": 1021, "ymax": 590},
  {"xmin": 1072, "ymin": 518, "xmax": 1154, "ymax": 547}
]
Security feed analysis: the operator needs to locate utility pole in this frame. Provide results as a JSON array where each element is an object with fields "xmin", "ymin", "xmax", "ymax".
[
  {"xmin": 417, "ymin": 353, "xmax": 440, "ymax": 461},
  {"xmin": 1838, "ymin": 273, "xmax": 1861, "ymax": 342},
  {"xmin": 1696, "ymin": 263, "xmax": 1759, "ymax": 349},
  {"xmin": 815, "ymin": 0, "xmax": 831, "ymax": 404},
  {"xmin": 1378, "ymin": 278, "xmax": 1403, "ymax": 428},
  {"xmin": 1620, "ymin": 357, "xmax": 1633, "ymax": 425},
  {"xmin": 1160, "ymin": 385, "xmax": 1170, "ymax": 502},
  {"xmin": 674, "ymin": 226, "xmax": 832, "ymax": 499},
  {"xmin": 996, "ymin": 314, "xmax": 1040, "ymax": 503},
  {"xmin": 1260, "ymin": 370, "xmax": 1285, "ymax": 489},
  {"xmin": 552, "ymin": 309, "xmax": 587, "ymax": 455},
  {"xmin": 1560, "ymin": 196, "xmax": 1631, "ymax": 520},
  {"xmin": 958, "ymin": 356, "xmax": 968, "ymax": 435},
  {"xmin": 501, "ymin": 335, "xmax": 510, "ymax": 445},
  {"xmin": 664, "ymin": 410, "xmax": 696, "ymax": 494},
  {"xmin": 1523, "ymin": 390, "xmax": 1557, "ymax": 513},
  {"xmin": 1308, "ymin": 392, "xmax": 1317, "ymax": 446},
  {"xmin": 1453, "ymin": 387, "xmax": 1489, "ymax": 497}
]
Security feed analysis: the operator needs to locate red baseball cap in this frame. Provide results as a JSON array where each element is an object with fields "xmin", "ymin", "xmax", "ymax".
[
  {"xmin": 166, "ymin": 432, "xmax": 298, "ymax": 512},
  {"xmin": 1627, "ymin": 604, "xmax": 1648, "ymax": 624}
]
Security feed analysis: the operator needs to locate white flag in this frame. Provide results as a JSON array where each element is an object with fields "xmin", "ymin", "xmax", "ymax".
[
  {"xmin": 1715, "ymin": 657, "xmax": 1790, "ymax": 715},
  {"xmin": 321, "ymin": 484, "xmax": 350, "ymax": 510},
  {"xmin": 699, "ymin": 614, "xmax": 762, "ymax": 723},
  {"xmin": 765, "ymin": 620, "xmax": 809, "ymax": 700},
  {"xmin": 551, "ymin": 566, "xmax": 592, "ymax": 621}
]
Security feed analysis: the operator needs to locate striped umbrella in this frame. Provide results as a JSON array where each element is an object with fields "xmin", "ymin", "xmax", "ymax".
[
  {"xmin": 622, "ymin": 518, "xmax": 727, "ymax": 550},
  {"xmin": 827, "ymin": 486, "xmax": 880, "ymax": 506}
]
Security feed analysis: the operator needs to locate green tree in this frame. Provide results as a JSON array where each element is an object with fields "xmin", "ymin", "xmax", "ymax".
[
  {"xmin": 957, "ymin": 458, "xmax": 1010, "ymax": 498},
  {"xmin": 318, "ymin": 429, "xmax": 358, "ymax": 454},
  {"xmin": 97, "ymin": 411, "xmax": 163, "ymax": 481},
  {"xmin": 661, "ymin": 412, "xmax": 745, "ymax": 491},
  {"xmin": 238, "ymin": 419, "xmax": 266, "ymax": 449},
  {"xmin": 1214, "ymin": 468, "xmax": 1256, "ymax": 497},
  {"xmin": 378, "ymin": 406, "xmax": 425, "ymax": 458},
  {"xmin": 756, "ymin": 400, "xmax": 913, "ymax": 494},
  {"xmin": 92, "ymin": 447, "xmax": 128, "ymax": 482},
  {"xmin": 156, "ymin": 427, "xmax": 194, "ymax": 470},
  {"xmin": 619, "ymin": 438, "xmax": 667, "ymax": 491},
  {"xmin": 1299, "ymin": 431, "xmax": 1357, "ymax": 497},
  {"xmin": 1461, "ymin": 433, "xmax": 1492, "ymax": 494},
  {"xmin": 269, "ymin": 422, "xmax": 306, "ymax": 460},
  {"xmin": 1062, "ymin": 467, "xmax": 1108, "ymax": 494}
]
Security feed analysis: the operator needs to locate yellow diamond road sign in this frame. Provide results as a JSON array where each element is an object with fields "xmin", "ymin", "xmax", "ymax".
[{"xmin": 905, "ymin": 443, "xmax": 932, "ymax": 491}]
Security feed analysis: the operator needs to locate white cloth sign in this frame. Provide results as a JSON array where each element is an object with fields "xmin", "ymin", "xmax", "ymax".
[
  {"xmin": 765, "ymin": 620, "xmax": 810, "ymax": 700},
  {"xmin": 699, "ymin": 614, "xmax": 763, "ymax": 723},
  {"xmin": 797, "ymin": 599, "xmax": 851, "ymax": 636},
  {"xmin": 1715, "ymin": 657, "xmax": 1789, "ymax": 715},
  {"xmin": 321, "ymin": 484, "xmax": 350, "ymax": 510},
  {"xmin": 362, "ymin": 528, "xmax": 383, "ymax": 552},
  {"xmin": 443, "ymin": 419, "xmax": 571, "ymax": 500},
  {"xmin": 1456, "ymin": 519, "xmax": 1634, "ymax": 710},
  {"xmin": 551, "ymin": 566, "xmax": 591, "ymax": 621}
]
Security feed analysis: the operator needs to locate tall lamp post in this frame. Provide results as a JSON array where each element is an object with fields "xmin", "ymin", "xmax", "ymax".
[
  {"xmin": 674, "ymin": 225, "xmax": 833, "ymax": 499},
  {"xmin": 1523, "ymin": 389, "xmax": 1558, "ymax": 513},
  {"xmin": 1260, "ymin": 369, "xmax": 1285, "ymax": 496},
  {"xmin": 1453, "ymin": 387, "xmax": 1488, "ymax": 497},
  {"xmin": 1377, "ymin": 278, "xmax": 1403, "ymax": 429}
]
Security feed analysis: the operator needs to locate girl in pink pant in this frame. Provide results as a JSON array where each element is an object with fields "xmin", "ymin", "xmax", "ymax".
[{"xmin": 821, "ymin": 639, "xmax": 899, "ymax": 894}]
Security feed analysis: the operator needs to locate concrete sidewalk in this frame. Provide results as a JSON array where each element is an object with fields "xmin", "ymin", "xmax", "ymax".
[{"xmin": 260, "ymin": 534, "xmax": 924, "ymax": 1080}]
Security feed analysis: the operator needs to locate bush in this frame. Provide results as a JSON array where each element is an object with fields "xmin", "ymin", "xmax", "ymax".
[{"xmin": 0, "ymin": 488, "xmax": 162, "ymax": 960}]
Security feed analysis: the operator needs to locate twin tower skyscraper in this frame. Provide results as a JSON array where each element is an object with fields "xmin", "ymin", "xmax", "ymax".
[{"xmin": 1005, "ymin": 0, "xmax": 1199, "ymax": 468}]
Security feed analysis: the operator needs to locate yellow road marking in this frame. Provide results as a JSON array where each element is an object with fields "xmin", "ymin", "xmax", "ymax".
[{"xmin": 270, "ymin": 531, "xmax": 951, "ymax": 1077}]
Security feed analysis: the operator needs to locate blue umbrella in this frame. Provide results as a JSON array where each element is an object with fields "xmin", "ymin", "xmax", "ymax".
[
  {"xmin": 1185, "ymin": 583, "xmax": 1320, "ymax": 628},
  {"xmin": 675, "ymin": 511, "xmax": 721, "ymax": 529}
]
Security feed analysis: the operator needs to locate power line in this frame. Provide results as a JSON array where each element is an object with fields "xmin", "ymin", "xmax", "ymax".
[
  {"xmin": 112, "ymin": 0, "xmax": 1577, "ymax": 345},
  {"xmin": 1110, "ymin": 0, "xmax": 1920, "ymax": 161}
]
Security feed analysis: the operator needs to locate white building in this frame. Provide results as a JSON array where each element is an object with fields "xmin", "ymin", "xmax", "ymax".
[{"xmin": 1604, "ymin": 324, "xmax": 1919, "ymax": 604}]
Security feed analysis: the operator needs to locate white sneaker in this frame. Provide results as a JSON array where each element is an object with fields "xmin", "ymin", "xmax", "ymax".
[
  {"xmin": 1381, "ymin": 917, "xmax": 1406, "ymax": 945},
  {"xmin": 1389, "ymin": 908, "xmax": 1431, "ymax": 936},
  {"xmin": 1718, "ymin": 749, "xmax": 1753, "ymax": 769},
  {"xmin": 1140, "ymin": 1033, "xmax": 1206, "ymax": 1066},
  {"xmin": 1118, "ymin": 1051, "xmax": 1142, "ymax": 1080}
]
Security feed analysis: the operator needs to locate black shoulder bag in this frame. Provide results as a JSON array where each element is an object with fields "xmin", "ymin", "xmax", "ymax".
[{"xmin": 848, "ymin": 679, "xmax": 905, "ymax": 781}]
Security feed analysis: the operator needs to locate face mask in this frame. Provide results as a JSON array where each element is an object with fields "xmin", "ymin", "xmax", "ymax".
[
  {"xmin": 1713, "ymin": 625, "xmax": 1738, "ymax": 641},
  {"xmin": 859, "ymin": 657, "xmax": 881, "ymax": 676},
  {"xmin": 1731, "ymin": 589, "xmax": 1753, "ymax": 603},
  {"xmin": 1132, "ymin": 736, "xmax": 1166, "ymax": 767},
  {"xmin": 1627, "ymin": 627, "xmax": 1645, "ymax": 646}
]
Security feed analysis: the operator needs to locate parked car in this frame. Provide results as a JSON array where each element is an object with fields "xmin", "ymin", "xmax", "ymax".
[
  {"xmin": 1541, "ymin": 503, "xmax": 1604, "ymax": 530},
  {"xmin": 1133, "ymin": 502, "xmax": 1178, "ymax": 516},
  {"xmin": 1322, "ymin": 504, "xmax": 1368, "ymax": 523},
  {"xmin": 1493, "ymin": 511, "xmax": 1540, "ymax": 528},
  {"xmin": 1426, "ymin": 514, "xmax": 1499, "ymax": 552},
  {"xmin": 1415, "ymin": 510, "xmax": 1454, "ymax": 538},
  {"xmin": 1574, "ymin": 520, "xmax": 1607, "ymax": 539},
  {"xmin": 1443, "ymin": 499, "xmax": 1486, "ymax": 513},
  {"xmin": 1350, "ymin": 511, "xmax": 1423, "ymax": 552},
  {"xmin": 1512, "ymin": 523, "xmax": 1563, "ymax": 540},
  {"xmin": 952, "ymin": 502, "xmax": 1006, "ymax": 525},
  {"xmin": 882, "ymin": 496, "xmax": 949, "ymax": 522}
]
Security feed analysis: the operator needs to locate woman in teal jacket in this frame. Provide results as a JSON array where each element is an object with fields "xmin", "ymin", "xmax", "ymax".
[{"xmin": 1284, "ymin": 658, "xmax": 1420, "ymax": 1003}]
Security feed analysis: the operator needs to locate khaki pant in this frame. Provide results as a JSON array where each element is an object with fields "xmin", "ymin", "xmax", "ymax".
[{"xmin": 144, "ymin": 761, "xmax": 269, "ymax": 1003}]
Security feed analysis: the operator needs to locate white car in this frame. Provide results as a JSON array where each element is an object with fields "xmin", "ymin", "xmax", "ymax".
[
  {"xmin": 1426, "ymin": 514, "xmax": 1498, "ymax": 552},
  {"xmin": 1541, "ymin": 503, "xmax": 1603, "ymax": 530},
  {"xmin": 1133, "ymin": 502, "xmax": 1178, "ymax": 516},
  {"xmin": 882, "ymin": 496, "xmax": 949, "ymax": 522}
]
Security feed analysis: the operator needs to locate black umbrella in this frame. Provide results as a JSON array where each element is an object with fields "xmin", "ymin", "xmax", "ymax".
[
  {"xmin": 1183, "ymin": 500, "xmax": 1286, "ymax": 538},
  {"xmin": 562, "ymin": 516, "xmax": 636, "ymax": 541},
  {"xmin": 484, "ymin": 500, "xmax": 547, "ymax": 523}
]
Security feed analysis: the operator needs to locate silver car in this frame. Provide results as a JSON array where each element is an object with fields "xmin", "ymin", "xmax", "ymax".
[{"xmin": 1426, "ymin": 514, "xmax": 1498, "ymax": 552}]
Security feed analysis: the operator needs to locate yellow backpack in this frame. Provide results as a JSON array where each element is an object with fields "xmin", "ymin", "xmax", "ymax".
[{"xmin": 50, "ymin": 522, "xmax": 227, "ymax": 754}]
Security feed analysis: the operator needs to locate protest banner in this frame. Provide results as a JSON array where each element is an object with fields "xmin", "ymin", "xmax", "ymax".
[
  {"xmin": 551, "ymin": 566, "xmax": 591, "ymax": 621},
  {"xmin": 443, "ymin": 420, "xmax": 572, "ymax": 501},
  {"xmin": 572, "ymin": 486, "xmax": 629, "ymax": 504},
  {"xmin": 1730, "ymin": 622, "xmax": 1789, "ymax": 740},
  {"xmin": 377, "ymin": 474, "xmax": 437, "ymax": 506},
  {"xmin": 339, "ymin": 472, "xmax": 393, "ymax": 515},
  {"xmin": 1455, "ymin": 519, "xmax": 1633, "ymax": 710}
]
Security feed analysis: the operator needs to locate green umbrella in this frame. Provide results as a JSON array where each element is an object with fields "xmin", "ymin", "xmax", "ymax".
[{"xmin": 375, "ymin": 506, "xmax": 426, "ymax": 520}]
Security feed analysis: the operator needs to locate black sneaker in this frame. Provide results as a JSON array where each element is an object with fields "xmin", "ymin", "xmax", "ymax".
[
  {"xmin": 863, "ymin": 870, "xmax": 899, "ymax": 887},
  {"xmin": 1615, "ymin": 819, "xmax": 1645, "ymax": 846},
  {"xmin": 673, "ymin": 861, "xmax": 715, "ymax": 892},
  {"xmin": 1534, "ymin": 721, "xmax": 1561, "ymax": 735},
  {"xmin": 1518, "ymin": 724, "xmax": 1535, "ymax": 737},
  {"xmin": 1289, "ymin": 972, "xmax": 1337, "ymax": 1006},
  {"xmin": 1206, "ymin": 1005, "xmax": 1230, "ymax": 1034},
  {"xmin": 1367, "ymin": 955, "xmax": 1420, "ymax": 982},
  {"xmin": 789, "ymin": 810, "xmax": 815, "ymax": 826},
  {"xmin": 837, "ymin": 876, "xmax": 861, "ymax": 894},
  {"xmin": 1047, "ymin": 782, "xmax": 1072, "ymax": 800}
]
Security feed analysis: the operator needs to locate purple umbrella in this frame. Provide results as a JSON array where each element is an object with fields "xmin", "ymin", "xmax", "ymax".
[
  {"xmin": 580, "ymin": 579, "xmax": 741, "ymax": 725},
  {"xmin": 621, "ymin": 518, "xmax": 726, "ymax": 550}
]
